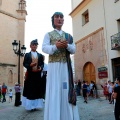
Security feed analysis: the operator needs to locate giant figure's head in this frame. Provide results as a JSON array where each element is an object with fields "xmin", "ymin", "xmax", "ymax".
[{"xmin": 51, "ymin": 12, "xmax": 64, "ymax": 29}]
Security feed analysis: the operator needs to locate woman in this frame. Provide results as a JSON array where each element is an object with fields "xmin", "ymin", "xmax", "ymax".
[
  {"xmin": 14, "ymin": 83, "xmax": 21, "ymax": 106},
  {"xmin": 101, "ymin": 82, "xmax": 109, "ymax": 100}
]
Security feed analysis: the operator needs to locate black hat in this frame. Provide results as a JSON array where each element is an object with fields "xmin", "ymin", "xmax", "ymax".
[{"xmin": 31, "ymin": 39, "xmax": 38, "ymax": 45}]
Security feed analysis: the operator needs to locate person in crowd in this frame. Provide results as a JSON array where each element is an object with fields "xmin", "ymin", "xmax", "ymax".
[
  {"xmin": 2, "ymin": 83, "xmax": 7, "ymax": 103},
  {"xmin": 77, "ymin": 79, "xmax": 81, "ymax": 96},
  {"xmin": 101, "ymin": 82, "xmax": 109, "ymax": 100},
  {"xmin": 74, "ymin": 80, "xmax": 78, "ymax": 96},
  {"xmin": 82, "ymin": 81, "xmax": 88, "ymax": 103},
  {"xmin": 14, "ymin": 83, "xmax": 21, "ymax": 106},
  {"xmin": 9, "ymin": 89, "xmax": 13, "ymax": 103},
  {"xmin": 113, "ymin": 77, "xmax": 120, "ymax": 120},
  {"xmin": 93, "ymin": 81, "xmax": 98, "ymax": 98},
  {"xmin": 110, "ymin": 82, "xmax": 115, "ymax": 104},
  {"xmin": 89, "ymin": 81, "xmax": 94, "ymax": 97},
  {"xmin": 0, "ymin": 83, "xmax": 2, "ymax": 102},
  {"xmin": 41, "ymin": 55, "xmax": 48, "ymax": 100},
  {"xmin": 86, "ymin": 81, "xmax": 90, "ymax": 98},
  {"xmin": 107, "ymin": 81, "xmax": 113, "ymax": 104},
  {"xmin": 42, "ymin": 12, "xmax": 80, "ymax": 120},
  {"xmin": 22, "ymin": 39, "xmax": 44, "ymax": 111}
]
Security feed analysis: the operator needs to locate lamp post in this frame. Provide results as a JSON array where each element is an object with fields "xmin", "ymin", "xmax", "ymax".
[{"xmin": 12, "ymin": 40, "xmax": 26, "ymax": 84}]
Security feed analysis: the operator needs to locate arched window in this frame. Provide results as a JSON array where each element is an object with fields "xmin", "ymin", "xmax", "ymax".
[{"xmin": 8, "ymin": 70, "xmax": 13, "ymax": 83}]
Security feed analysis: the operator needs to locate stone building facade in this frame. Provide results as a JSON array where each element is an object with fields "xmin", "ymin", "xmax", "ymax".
[
  {"xmin": 0, "ymin": 0, "xmax": 27, "ymax": 87},
  {"xmin": 70, "ymin": 0, "xmax": 120, "ymax": 95}
]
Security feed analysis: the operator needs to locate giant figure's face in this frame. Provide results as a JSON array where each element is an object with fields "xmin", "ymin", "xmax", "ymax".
[
  {"xmin": 52, "ymin": 12, "xmax": 64, "ymax": 29},
  {"xmin": 30, "ymin": 44, "xmax": 38, "ymax": 52}
]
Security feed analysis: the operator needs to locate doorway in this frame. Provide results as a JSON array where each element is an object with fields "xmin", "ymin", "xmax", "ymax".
[{"xmin": 83, "ymin": 62, "xmax": 96, "ymax": 83}]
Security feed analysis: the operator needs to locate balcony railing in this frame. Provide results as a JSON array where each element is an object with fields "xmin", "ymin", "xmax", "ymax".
[{"xmin": 111, "ymin": 32, "xmax": 120, "ymax": 50}]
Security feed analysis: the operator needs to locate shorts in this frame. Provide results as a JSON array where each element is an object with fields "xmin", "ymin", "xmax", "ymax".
[{"xmin": 9, "ymin": 96, "xmax": 12, "ymax": 98}]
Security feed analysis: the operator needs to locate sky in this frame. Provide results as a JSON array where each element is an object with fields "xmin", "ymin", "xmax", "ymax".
[{"xmin": 25, "ymin": 0, "xmax": 73, "ymax": 63}]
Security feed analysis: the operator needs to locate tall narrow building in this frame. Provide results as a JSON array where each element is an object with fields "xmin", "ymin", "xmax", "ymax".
[{"xmin": 0, "ymin": 0, "xmax": 27, "ymax": 86}]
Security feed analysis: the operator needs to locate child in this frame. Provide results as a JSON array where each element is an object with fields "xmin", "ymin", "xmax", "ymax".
[{"xmin": 9, "ymin": 89, "xmax": 13, "ymax": 103}]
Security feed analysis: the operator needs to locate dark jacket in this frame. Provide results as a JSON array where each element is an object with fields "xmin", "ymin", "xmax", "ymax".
[{"xmin": 23, "ymin": 52, "xmax": 44, "ymax": 72}]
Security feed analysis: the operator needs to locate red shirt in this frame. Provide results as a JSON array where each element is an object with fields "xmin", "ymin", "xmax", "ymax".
[{"xmin": 2, "ymin": 85, "xmax": 7, "ymax": 93}]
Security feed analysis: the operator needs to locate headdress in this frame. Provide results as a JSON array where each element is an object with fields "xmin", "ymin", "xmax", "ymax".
[{"xmin": 30, "ymin": 39, "xmax": 38, "ymax": 45}]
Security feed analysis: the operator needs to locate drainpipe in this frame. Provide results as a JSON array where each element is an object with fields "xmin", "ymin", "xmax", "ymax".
[{"xmin": 102, "ymin": 0, "xmax": 110, "ymax": 79}]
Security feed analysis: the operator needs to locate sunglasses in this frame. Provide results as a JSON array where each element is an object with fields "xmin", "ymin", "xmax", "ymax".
[{"xmin": 54, "ymin": 15, "xmax": 63, "ymax": 19}]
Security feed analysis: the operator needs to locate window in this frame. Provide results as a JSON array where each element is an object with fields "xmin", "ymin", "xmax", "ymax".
[
  {"xmin": 82, "ymin": 10, "xmax": 89, "ymax": 26},
  {"xmin": 117, "ymin": 19, "xmax": 120, "ymax": 32},
  {"xmin": 8, "ymin": 70, "xmax": 13, "ymax": 83}
]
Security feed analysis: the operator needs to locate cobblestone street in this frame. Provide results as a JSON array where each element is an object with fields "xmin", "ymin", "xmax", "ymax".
[{"xmin": 0, "ymin": 95, "xmax": 115, "ymax": 120}]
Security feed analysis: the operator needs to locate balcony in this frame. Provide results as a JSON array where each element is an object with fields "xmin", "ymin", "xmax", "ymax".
[{"xmin": 111, "ymin": 32, "xmax": 120, "ymax": 50}]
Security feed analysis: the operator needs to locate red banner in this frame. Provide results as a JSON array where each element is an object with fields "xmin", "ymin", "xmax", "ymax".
[{"xmin": 98, "ymin": 71, "xmax": 108, "ymax": 79}]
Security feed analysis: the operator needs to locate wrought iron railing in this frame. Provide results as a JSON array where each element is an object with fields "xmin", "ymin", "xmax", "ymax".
[{"xmin": 111, "ymin": 32, "xmax": 120, "ymax": 50}]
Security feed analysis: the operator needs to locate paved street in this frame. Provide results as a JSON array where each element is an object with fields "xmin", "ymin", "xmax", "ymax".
[{"xmin": 0, "ymin": 95, "xmax": 115, "ymax": 120}]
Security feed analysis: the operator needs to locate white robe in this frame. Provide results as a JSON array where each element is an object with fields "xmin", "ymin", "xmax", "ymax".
[{"xmin": 42, "ymin": 29, "xmax": 80, "ymax": 120}]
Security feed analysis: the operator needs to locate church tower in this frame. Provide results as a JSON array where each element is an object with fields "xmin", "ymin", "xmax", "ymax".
[{"xmin": 0, "ymin": 0, "xmax": 27, "ymax": 86}]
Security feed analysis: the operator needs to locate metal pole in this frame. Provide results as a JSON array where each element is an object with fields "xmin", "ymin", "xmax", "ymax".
[{"xmin": 18, "ymin": 41, "xmax": 20, "ymax": 84}]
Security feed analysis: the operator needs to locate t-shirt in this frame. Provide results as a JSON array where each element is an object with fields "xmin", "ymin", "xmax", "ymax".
[
  {"xmin": 114, "ymin": 86, "xmax": 120, "ymax": 104},
  {"xmin": 83, "ymin": 84, "xmax": 87, "ymax": 92},
  {"xmin": 9, "ymin": 92, "xmax": 13, "ymax": 97},
  {"xmin": 2, "ymin": 85, "xmax": 7, "ymax": 93}
]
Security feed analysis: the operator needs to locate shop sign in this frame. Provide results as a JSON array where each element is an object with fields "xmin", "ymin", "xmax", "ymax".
[
  {"xmin": 98, "ymin": 71, "xmax": 108, "ymax": 79},
  {"xmin": 98, "ymin": 67, "xmax": 107, "ymax": 72}
]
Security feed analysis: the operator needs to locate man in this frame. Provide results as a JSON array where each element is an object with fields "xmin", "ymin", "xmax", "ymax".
[
  {"xmin": 41, "ymin": 55, "xmax": 48, "ymax": 100},
  {"xmin": 2, "ymin": 83, "xmax": 7, "ymax": 103},
  {"xmin": 77, "ymin": 79, "xmax": 81, "ymax": 96},
  {"xmin": 22, "ymin": 39, "xmax": 44, "ymax": 111},
  {"xmin": 107, "ymin": 80, "xmax": 113, "ymax": 103},
  {"xmin": 82, "ymin": 81, "xmax": 87, "ymax": 103},
  {"xmin": 113, "ymin": 77, "xmax": 120, "ymax": 120},
  {"xmin": 42, "ymin": 12, "xmax": 80, "ymax": 120}
]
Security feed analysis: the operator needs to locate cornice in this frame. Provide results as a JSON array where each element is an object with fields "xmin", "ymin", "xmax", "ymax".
[
  {"xmin": 75, "ymin": 27, "xmax": 104, "ymax": 44},
  {"xmin": 0, "ymin": 9, "xmax": 18, "ymax": 19},
  {"xmin": 0, "ymin": 63, "xmax": 16, "ymax": 67},
  {"xmin": 0, "ymin": 9, "xmax": 27, "ymax": 21},
  {"xmin": 70, "ymin": 0, "xmax": 92, "ymax": 17}
]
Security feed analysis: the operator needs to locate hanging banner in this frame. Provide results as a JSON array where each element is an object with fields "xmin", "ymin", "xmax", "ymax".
[{"xmin": 98, "ymin": 67, "xmax": 108, "ymax": 79}]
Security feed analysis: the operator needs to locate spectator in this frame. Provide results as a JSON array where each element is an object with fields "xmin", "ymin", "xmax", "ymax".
[
  {"xmin": 9, "ymin": 89, "xmax": 13, "ymax": 103},
  {"xmin": 107, "ymin": 81, "xmax": 113, "ymax": 104},
  {"xmin": 82, "ymin": 81, "xmax": 87, "ymax": 103},
  {"xmin": 14, "ymin": 83, "xmax": 21, "ymax": 106},
  {"xmin": 2, "ymin": 83, "xmax": 7, "ymax": 103},
  {"xmin": 41, "ymin": 55, "xmax": 48, "ymax": 100},
  {"xmin": 89, "ymin": 81, "xmax": 94, "ymax": 97},
  {"xmin": 101, "ymin": 82, "xmax": 109, "ymax": 100},
  {"xmin": 77, "ymin": 79, "xmax": 81, "ymax": 96},
  {"xmin": 113, "ymin": 77, "xmax": 120, "ymax": 120}
]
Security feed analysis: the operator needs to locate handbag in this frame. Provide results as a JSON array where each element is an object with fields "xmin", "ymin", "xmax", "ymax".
[{"xmin": 65, "ymin": 33, "xmax": 76, "ymax": 106}]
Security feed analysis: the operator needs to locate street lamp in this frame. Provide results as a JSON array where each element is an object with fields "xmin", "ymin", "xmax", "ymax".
[{"xmin": 12, "ymin": 40, "xmax": 26, "ymax": 84}]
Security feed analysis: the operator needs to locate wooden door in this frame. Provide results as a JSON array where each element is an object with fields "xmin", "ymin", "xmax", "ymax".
[{"xmin": 83, "ymin": 62, "xmax": 96, "ymax": 83}]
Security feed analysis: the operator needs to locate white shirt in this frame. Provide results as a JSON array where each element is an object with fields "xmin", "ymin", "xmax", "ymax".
[
  {"xmin": 42, "ymin": 29, "xmax": 76, "ymax": 55},
  {"xmin": 108, "ymin": 85, "xmax": 113, "ymax": 93},
  {"xmin": 31, "ymin": 51, "xmax": 37, "ymax": 58},
  {"xmin": 9, "ymin": 91, "xmax": 13, "ymax": 97}
]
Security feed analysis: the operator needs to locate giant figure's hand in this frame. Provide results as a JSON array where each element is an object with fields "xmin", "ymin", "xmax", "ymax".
[{"xmin": 56, "ymin": 40, "xmax": 68, "ymax": 49}]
